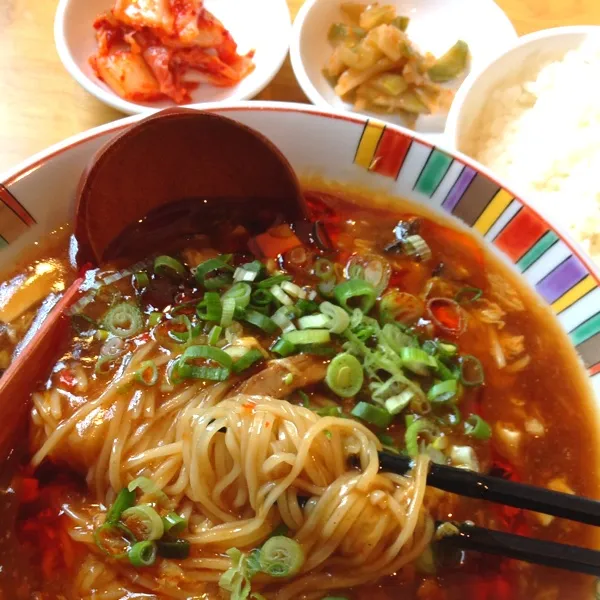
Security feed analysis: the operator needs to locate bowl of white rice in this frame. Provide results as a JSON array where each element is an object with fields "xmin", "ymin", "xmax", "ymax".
[{"xmin": 445, "ymin": 26, "xmax": 600, "ymax": 267}]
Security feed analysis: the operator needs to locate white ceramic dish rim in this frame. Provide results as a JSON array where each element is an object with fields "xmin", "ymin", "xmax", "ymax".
[
  {"xmin": 289, "ymin": 0, "xmax": 518, "ymax": 125},
  {"xmin": 53, "ymin": 0, "xmax": 292, "ymax": 115},
  {"xmin": 444, "ymin": 25, "xmax": 600, "ymax": 147}
]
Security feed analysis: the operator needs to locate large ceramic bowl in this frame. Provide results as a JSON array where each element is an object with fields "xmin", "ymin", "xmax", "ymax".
[{"xmin": 1, "ymin": 102, "xmax": 599, "ymax": 404}]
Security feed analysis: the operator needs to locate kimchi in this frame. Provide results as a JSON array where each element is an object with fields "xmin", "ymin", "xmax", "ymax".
[{"xmin": 90, "ymin": 0, "xmax": 255, "ymax": 103}]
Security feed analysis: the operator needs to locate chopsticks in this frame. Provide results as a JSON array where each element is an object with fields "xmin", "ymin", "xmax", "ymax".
[
  {"xmin": 437, "ymin": 521, "xmax": 600, "ymax": 576},
  {"xmin": 379, "ymin": 452, "xmax": 600, "ymax": 525},
  {"xmin": 379, "ymin": 452, "xmax": 600, "ymax": 576}
]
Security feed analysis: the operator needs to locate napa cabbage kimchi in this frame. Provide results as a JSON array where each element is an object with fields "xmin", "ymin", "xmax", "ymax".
[{"xmin": 90, "ymin": 0, "xmax": 255, "ymax": 103}]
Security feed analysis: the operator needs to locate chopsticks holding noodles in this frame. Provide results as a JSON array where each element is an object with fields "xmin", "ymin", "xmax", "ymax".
[{"xmin": 379, "ymin": 451, "xmax": 600, "ymax": 576}]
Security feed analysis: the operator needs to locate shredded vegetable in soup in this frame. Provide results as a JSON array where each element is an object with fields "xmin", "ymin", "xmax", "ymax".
[
  {"xmin": 324, "ymin": 3, "xmax": 470, "ymax": 126},
  {"xmin": 0, "ymin": 189, "xmax": 598, "ymax": 600}
]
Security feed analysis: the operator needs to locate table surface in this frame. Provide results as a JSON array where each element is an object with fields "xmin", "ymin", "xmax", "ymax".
[{"xmin": 0, "ymin": 0, "xmax": 599, "ymax": 174}]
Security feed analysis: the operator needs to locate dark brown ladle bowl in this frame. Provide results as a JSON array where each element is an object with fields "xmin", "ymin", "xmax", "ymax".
[{"xmin": 0, "ymin": 107, "xmax": 309, "ymax": 462}]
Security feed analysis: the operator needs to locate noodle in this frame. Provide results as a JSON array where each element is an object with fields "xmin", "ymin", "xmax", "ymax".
[{"xmin": 31, "ymin": 347, "xmax": 433, "ymax": 599}]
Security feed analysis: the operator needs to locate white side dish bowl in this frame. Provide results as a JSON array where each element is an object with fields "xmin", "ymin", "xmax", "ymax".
[
  {"xmin": 54, "ymin": 0, "xmax": 292, "ymax": 115},
  {"xmin": 290, "ymin": 0, "xmax": 518, "ymax": 135}
]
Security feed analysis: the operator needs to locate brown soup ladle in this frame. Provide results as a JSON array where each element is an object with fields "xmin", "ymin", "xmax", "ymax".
[{"xmin": 0, "ymin": 108, "xmax": 309, "ymax": 461}]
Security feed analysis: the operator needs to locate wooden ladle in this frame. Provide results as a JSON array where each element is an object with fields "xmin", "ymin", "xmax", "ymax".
[{"xmin": 0, "ymin": 108, "xmax": 308, "ymax": 461}]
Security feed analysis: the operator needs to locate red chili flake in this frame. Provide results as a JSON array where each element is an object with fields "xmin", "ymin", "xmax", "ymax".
[{"xmin": 58, "ymin": 369, "xmax": 77, "ymax": 389}]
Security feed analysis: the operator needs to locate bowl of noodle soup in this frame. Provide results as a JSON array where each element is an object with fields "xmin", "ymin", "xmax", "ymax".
[{"xmin": 0, "ymin": 102, "xmax": 599, "ymax": 600}]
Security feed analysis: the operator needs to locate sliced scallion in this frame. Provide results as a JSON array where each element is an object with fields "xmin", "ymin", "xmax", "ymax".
[
  {"xmin": 154, "ymin": 255, "xmax": 186, "ymax": 278},
  {"xmin": 270, "ymin": 284, "xmax": 294, "ymax": 306},
  {"xmin": 195, "ymin": 255, "xmax": 234, "ymax": 290},
  {"xmin": 283, "ymin": 329, "xmax": 331, "ymax": 346},
  {"xmin": 121, "ymin": 504, "xmax": 164, "ymax": 541},
  {"xmin": 297, "ymin": 313, "xmax": 330, "ymax": 329},
  {"xmin": 295, "ymin": 298, "xmax": 319, "ymax": 316},
  {"xmin": 208, "ymin": 325, "xmax": 222, "ymax": 346},
  {"xmin": 259, "ymin": 536, "xmax": 304, "ymax": 578},
  {"xmin": 384, "ymin": 389, "xmax": 416, "ymax": 415},
  {"xmin": 94, "ymin": 522, "xmax": 135, "ymax": 559},
  {"xmin": 400, "ymin": 347, "xmax": 437, "ymax": 376},
  {"xmin": 243, "ymin": 309, "xmax": 278, "ymax": 334},
  {"xmin": 455, "ymin": 287, "xmax": 483, "ymax": 304},
  {"xmin": 270, "ymin": 338, "xmax": 296, "ymax": 357},
  {"xmin": 427, "ymin": 379, "xmax": 457, "ymax": 403},
  {"xmin": 320, "ymin": 301, "xmax": 350, "ymax": 334},
  {"xmin": 103, "ymin": 303, "xmax": 144, "ymax": 338},
  {"xmin": 128, "ymin": 540, "xmax": 157, "ymax": 567},
  {"xmin": 334, "ymin": 279, "xmax": 377, "ymax": 313},
  {"xmin": 220, "ymin": 297, "xmax": 236, "ymax": 328},
  {"xmin": 403, "ymin": 235, "xmax": 432, "ymax": 261},
  {"xmin": 162, "ymin": 512, "xmax": 188, "ymax": 536},
  {"xmin": 135, "ymin": 361, "xmax": 158, "ymax": 386},
  {"xmin": 464, "ymin": 414, "xmax": 492, "ymax": 440},
  {"xmin": 272, "ymin": 305, "xmax": 297, "ymax": 333},
  {"xmin": 232, "ymin": 349, "xmax": 264, "ymax": 373},
  {"xmin": 106, "ymin": 487, "xmax": 135, "ymax": 523},
  {"xmin": 350, "ymin": 401, "xmax": 392, "ymax": 429},
  {"xmin": 459, "ymin": 355, "xmax": 484, "ymax": 387},
  {"xmin": 127, "ymin": 477, "xmax": 169, "ymax": 505},
  {"xmin": 222, "ymin": 283, "xmax": 252, "ymax": 309},
  {"xmin": 405, "ymin": 418, "xmax": 437, "ymax": 458},
  {"xmin": 326, "ymin": 353, "xmax": 363, "ymax": 398},
  {"xmin": 257, "ymin": 274, "xmax": 292, "ymax": 289},
  {"xmin": 196, "ymin": 292, "xmax": 222, "ymax": 322},
  {"xmin": 133, "ymin": 272, "xmax": 150, "ymax": 289},
  {"xmin": 281, "ymin": 281, "xmax": 307, "ymax": 299}
]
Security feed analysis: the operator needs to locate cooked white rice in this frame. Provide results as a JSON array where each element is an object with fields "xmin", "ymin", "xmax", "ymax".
[{"xmin": 463, "ymin": 38, "xmax": 600, "ymax": 266}]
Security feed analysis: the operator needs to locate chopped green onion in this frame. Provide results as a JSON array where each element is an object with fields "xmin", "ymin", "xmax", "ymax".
[
  {"xmin": 106, "ymin": 487, "xmax": 135, "ymax": 524},
  {"xmin": 270, "ymin": 338, "xmax": 296, "ymax": 357},
  {"xmin": 251, "ymin": 288, "xmax": 274, "ymax": 307},
  {"xmin": 167, "ymin": 315, "xmax": 197, "ymax": 344},
  {"xmin": 320, "ymin": 301, "xmax": 350, "ymax": 334},
  {"xmin": 259, "ymin": 536, "xmax": 304, "ymax": 578},
  {"xmin": 318, "ymin": 278, "xmax": 336, "ymax": 298},
  {"xmin": 298, "ymin": 314, "xmax": 330, "ymax": 329},
  {"xmin": 121, "ymin": 504, "xmax": 164, "ymax": 541},
  {"xmin": 148, "ymin": 311, "xmax": 162, "ymax": 327},
  {"xmin": 103, "ymin": 303, "xmax": 144, "ymax": 338},
  {"xmin": 302, "ymin": 344, "xmax": 336, "ymax": 357},
  {"xmin": 326, "ymin": 353, "xmax": 363, "ymax": 398},
  {"xmin": 223, "ymin": 283, "xmax": 252, "ymax": 309},
  {"xmin": 127, "ymin": 477, "xmax": 169, "ymax": 505},
  {"xmin": 281, "ymin": 281, "xmax": 307, "ymax": 299},
  {"xmin": 195, "ymin": 255, "xmax": 234, "ymax": 290},
  {"xmin": 405, "ymin": 418, "xmax": 437, "ymax": 458},
  {"xmin": 377, "ymin": 433, "xmax": 396, "ymax": 446},
  {"xmin": 346, "ymin": 254, "xmax": 391, "ymax": 295},
  {"xmin": 315, "ymin": 406, "xmax": 343, "ymax": 417},
  {"xmin": 154, "ymin": 255, "xmax": 186, "ymax": 278},
  {"xmin": 94, "ymin": 522, "xmax": 135, "ymax": 559},
  {"xmin": 232, "ymin": 349, "xmax": 264, "ymax": 373},
  {"xmin": 380, "ymin": 323, "xmax": 416, "ymax": 355},
  {"xmin": 272, "ymin": 306, "xmax": 298, "ymax": 333},
  {"xmin": 208, "ymin": 325, "xmax": 222, "ymax": 346},
  {"xmin": 95, "ymin": 352, "xmax": 122, "ymax": 375},
  {"xmin": 128, "ymin": 540, "xmax": 157, "ymax": 567},
  {"xmin": 427, "ymin": 379, "xmax": 457, "ymax": 403},
  {"xmin": 380, "ymin": 291, "xmax": 424, "ymax": 325},
  {"xmin": 351, "ymin": 401, "xmax": 392, "ymax": 429},
  {"xmin": 403, "ymin": 235, "xmax": 432, "ymax": 261},
  {"xmin": 298, "ymin": 390, "xmax": 310, "ymax": 408},
  {"xmin": 400, "ymin": 347, "xmax": 437, "ymax": 376},
  {"xmin": 135, "ymin": 361, "xmax": 158, "ymax": 386},
  {"xmin": 196, "ymin": 292, "xmax": 222, "ymax": 322},
  {"xmin": 157, "ymin": 540, "xmax": 191, "ymax": 559},
  {"xmin": 270, "ymin": 284, "xmax": 293, "ymax": 306},
  {"xmin": 283, "ymin": 373, "xmax": 294, "ymax": 385},
  {"xmin": 257, "ymin": 274, "xmax": 292, "ymax": 289},
  {"xmin": 243, "ymin": 309, "xmax": 278, "ymax": 334},
  {"xmin": 464, "ymin": 414, "xmax": 492, "ymax": 440},
  {"xmin": 177, "ymin": 345, "xmax": 232, "ymax": 381},
  {"xmin": 455, "ymin": 287, "xmax": 483, "ymax": 304},
  {"xmin": 314, "ymin": 258, "xmax": 335, "ymax": 279},
  {"xmin": 133, "ymin": 272, "xmax": 150, "ymax": 289},
  {"xmin": 296, "ymin": 298, "xmax": 319, "ymax": 315},
  {"xmin": 162, "ymin": 512, "xmax": 187, "ymax": 536},
  {"xmin": 384, "ymin": 389, "xmax": 416, "ymax": 415},
  {"xmin": 283, "ymin": 329, "xmax": 331, "ymax": 346},
  {"xmin": 234, "ymin": 261, "xmax": 263, "ymax": 282},
  {"xmin": 220, "ymin": 297, "xmax": 236, "ymax": 327},
  {"xmin": 459, "ymin": 355, "xmax": 484, "ymax": 387},
  {"xmin": 334, "ymin": 279, "xmax": 377, "ymax": 313}
]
